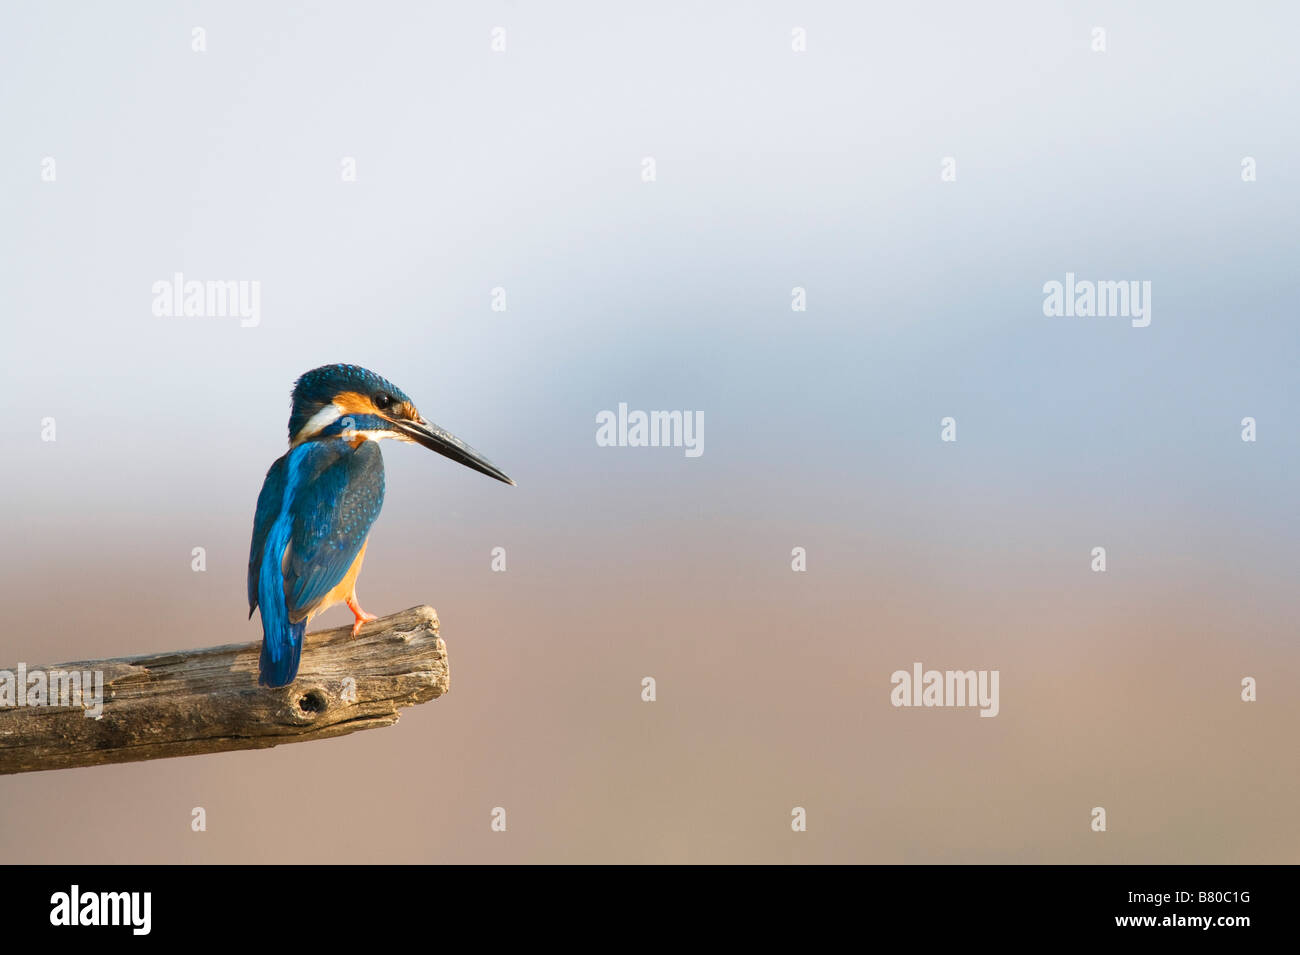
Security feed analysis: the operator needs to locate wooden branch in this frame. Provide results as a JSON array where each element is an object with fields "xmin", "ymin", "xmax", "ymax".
[{"xmin": 0, "ymin": 605, "xmax": 447, "ymax": 775}]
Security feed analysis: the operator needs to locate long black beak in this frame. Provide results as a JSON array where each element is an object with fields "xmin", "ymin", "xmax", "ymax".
[{"xmin": 391, "ymin": 417, "xmax": 515, "ymax": 485}]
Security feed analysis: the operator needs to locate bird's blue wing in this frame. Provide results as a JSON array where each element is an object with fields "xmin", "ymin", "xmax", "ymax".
[
  {"xmin": 283, "ymin": 439, "xmax": 386, "ymax": 621},
  {"xmin": 247, "ymin": 453, "xmax": 289, "ymax": 617}
]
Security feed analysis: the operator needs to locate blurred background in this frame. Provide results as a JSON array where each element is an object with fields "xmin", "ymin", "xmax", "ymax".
[{"xmin": 1, "ymin": 1, "xmax": 1296, "ymax": 863}]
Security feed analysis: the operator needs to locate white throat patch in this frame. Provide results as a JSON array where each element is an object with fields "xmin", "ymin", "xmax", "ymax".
[{"xmin": 293, "ymin": 403, "xmax": 343, "ymax": 445}]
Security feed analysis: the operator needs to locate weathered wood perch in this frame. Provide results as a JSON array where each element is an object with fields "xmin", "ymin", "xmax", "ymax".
[{"xmin": 0, "ymin": 605, "xmax": 446, "ymax": 775}]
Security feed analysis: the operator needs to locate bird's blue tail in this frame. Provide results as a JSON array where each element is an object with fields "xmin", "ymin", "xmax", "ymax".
[
  {"xmin": 257, "ymin": 514, "xmax": 305, "ymax": 687},
  {"xmin": 259, "ymin": 618, "xmax": 306, "ymax": 687}
]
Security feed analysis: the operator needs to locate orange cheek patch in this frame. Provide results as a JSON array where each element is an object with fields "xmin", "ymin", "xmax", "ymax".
[{"xmin": 334, "ymin": 391, "xmax": 380, "ymax": 416}]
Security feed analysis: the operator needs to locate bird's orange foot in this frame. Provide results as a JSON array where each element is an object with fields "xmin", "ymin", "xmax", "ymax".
[{"xmin": 345, "ymin": 596, "xmax": 379, "ymax": 637}]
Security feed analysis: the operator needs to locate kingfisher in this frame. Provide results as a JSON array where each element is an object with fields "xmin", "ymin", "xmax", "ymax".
[{"xmin": 247, "ymin": 363, "xmax": 513, "ymax": 688}]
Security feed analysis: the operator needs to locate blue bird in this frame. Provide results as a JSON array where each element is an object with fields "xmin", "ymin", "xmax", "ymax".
[{"xmin": 248, "ymin": 364, "xmax": 514, "ymax": 687}]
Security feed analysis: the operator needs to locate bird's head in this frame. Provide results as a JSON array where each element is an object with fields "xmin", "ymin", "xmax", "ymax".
[{"xmin": 288, "ymin": 363, "xmax": 514, "ymax": 485}]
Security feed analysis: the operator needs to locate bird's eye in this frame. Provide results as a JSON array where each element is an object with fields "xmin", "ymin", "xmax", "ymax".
[{"xmin": 374, "ymin": 393, "xmax": 393, "ymax": 410}]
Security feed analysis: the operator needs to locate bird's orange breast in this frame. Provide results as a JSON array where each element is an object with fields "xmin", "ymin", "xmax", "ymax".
[{"xmin": 310, "ymin": 539, "xmax": 370, "ymax": 620}]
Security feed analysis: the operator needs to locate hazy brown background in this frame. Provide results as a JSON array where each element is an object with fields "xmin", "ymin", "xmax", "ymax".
[{"xmin": 2, "ymin": 2, "xmax": 1297, "ymax": 863}]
